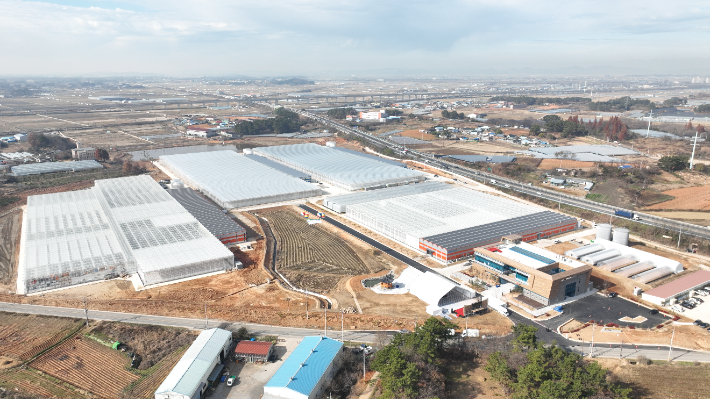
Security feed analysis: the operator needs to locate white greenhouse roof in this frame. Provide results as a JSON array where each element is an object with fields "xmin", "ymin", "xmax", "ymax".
[
  {"xmin": 346, "ymin": 186, "xmax": 541, "ymax": 240},
  {"xmin": 94, "ymin": 176, "xmax": 234, "ymax": 283},
  {"xmin": 18, "ymin": 189, "xmax": 136, "ymax": 293},
  {"xmin": 159, "ymin": 151, "xmax": 321, "ymax": 209},
  {"xmin": 409, "ymin": 271, "xmax": 457, "ymax": 306},
  {"xmin": 12, "ymin": 160, "xmax": 103, "ymax": 176},
  {"xmin": 156, "ymin": 328, "xmax": 232, "ymax": 398},
  {"xmin": 18, "ymin": 175, "xmax": 235, "ymax": 293},
  {"xmin": 253, "ymin": 143, "xmax": 425, "ymax": 190}
]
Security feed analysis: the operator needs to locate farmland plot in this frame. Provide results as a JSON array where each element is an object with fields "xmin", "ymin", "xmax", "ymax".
[
  {"xmin": 32, "ymin": 336, "xmax": 139, "ymax": 399},
  {"xmin": 0, "ymin": 369, "xmax": 85, "ymax": 399},
  {"xmin": 0, "ymin": 313, "xmax": 82, "ymax": 360},
  {"xmin": 265, "ymin": 208, "xmax": 370, "ymax": 291},
  {"xmin": 121, "ymin": 346, "xmax": 188, "ymax": 399}
]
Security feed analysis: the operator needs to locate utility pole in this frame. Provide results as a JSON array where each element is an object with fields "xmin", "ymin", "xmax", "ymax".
[
  {"xmin": 677, "ymin": 228, "xmax": 682, "ymax": 249},
  {"xmin": 324, "ymin": 304, "xmax": 327, "ymax": 337},
  {"xmin": 668, "ymin": 323, "xmax": 677, "ymax": 361},
  {"xmin": 341, "ymin": 310, "xmax": 344, "ymax": 342},
  {"xmin": 646, "ymin": 110, "xmax": 652, "ymax": 138},
  {"xmin": 619, "ymin": 336, "xmax": 623, "ymax": 359},
  {"xmin": 204, "ymin": 302, "xmax": 208, "ymax": 329},
  {"xmin": 306, "ymin": 292, "xmax": 309, "ymax": 320},
  {"xmin": 589, "ymin": 322, "xmax": 595, "ymax": 358},
  {"xmin": 363, "ymin": 350, "xmax": 366, "ymax": 379},
  {"xmin": 690, "ymin": 129, "xmax": 700, "ymax": 169},
  {"xmin": 83, "ymin": 297, "xmax": 89, "ymax": 327}
]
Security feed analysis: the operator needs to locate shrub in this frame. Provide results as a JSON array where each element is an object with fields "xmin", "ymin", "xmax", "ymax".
[
  {"xmin": 629, "ymin": 326, "xmax": 635, "ymax": 329},
  {"xmin": 672, "ymin": 316, "xmax": 680, "ymax": 321},
  {"xmin": 657, "ymin": 324, "xmax": 664, "ymax": 329}
]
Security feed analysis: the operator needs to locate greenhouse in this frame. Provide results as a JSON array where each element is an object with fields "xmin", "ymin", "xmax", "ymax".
[
  {"xmin": 253, "ymin": 143, "xmax": 425, "ymax": 190},
  {"xmin": 11, "ymin": 160, "xmax": 103, "ymax": 176},
  {"xmin": 17, "ymin": 189, "xmax": 137, "ymax": 294},
  {"xmin": 159, "ymin": 150, "xmax": 321, "ymax": 208},
  {"xmin": 17, "ymin": 175, "xmax": 235, "ymax": 294}
]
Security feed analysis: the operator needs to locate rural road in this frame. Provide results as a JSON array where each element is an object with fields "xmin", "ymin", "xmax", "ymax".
[{"xmin": 0, "ymin": 302, "xmax": 379, "ymax": 343}]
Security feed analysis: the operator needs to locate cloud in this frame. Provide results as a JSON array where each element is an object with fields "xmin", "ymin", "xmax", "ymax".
[{"xmin": 1, "ymin": 0, "xmax": 709, "ymax": 75}]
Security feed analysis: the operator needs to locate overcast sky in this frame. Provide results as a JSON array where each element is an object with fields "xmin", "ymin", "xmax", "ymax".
[{"xmin": 1, "ymin": 0, "xmax": 709, "ymax": 77}]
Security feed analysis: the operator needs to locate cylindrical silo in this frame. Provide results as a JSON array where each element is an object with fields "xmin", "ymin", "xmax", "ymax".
[
  {"xmin": 326, "ymin": 141, "xmax": 337, "ymax": 148},
  {"xmin": 243, "ymin": 148, "xmax": 253, "ymax": 154},
  {"xmin": 596, "ymin": 223, "xmax": 612, "ymax": 241},
  {"xmin": 612, "ymin": 227, "xmax": 630, "ymax": 246}
]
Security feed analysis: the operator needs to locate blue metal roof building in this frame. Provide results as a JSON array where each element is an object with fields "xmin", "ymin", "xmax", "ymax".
[
  {"xmin": 263, "ymin": 336, "xmax": 343, "ymax": 399},
  {"xmin": 155, "ymin": 328, "xmax": 232, "ymax": 399}
]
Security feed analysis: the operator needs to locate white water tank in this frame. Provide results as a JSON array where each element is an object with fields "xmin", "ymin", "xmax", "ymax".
[
  {"xmin": 596, "ymin": 223, "xmax": 612, "ymax": 241},
  {"xmin": 325, "ymin": 141, "xmax": 337, "ymax": 148},
  {"xmin": 243, "ymin": 148, "xmax": 253, "ymax": 154},
  {"xmin": 613, "ymin": 227, "xmax": 630, "ymax": 246}
]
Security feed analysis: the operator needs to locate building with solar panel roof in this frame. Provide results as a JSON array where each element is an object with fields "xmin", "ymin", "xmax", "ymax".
[
  {"xmin": 167, "ymin": 187, "xmax": 247, "ymax": 245},
  {"xmin": 471, "ymin": 235, "xmax": 592, "ymax": 307},
  {"xmin": 263, "ymin": 336, "xmax": 343, "ymax": 399}
]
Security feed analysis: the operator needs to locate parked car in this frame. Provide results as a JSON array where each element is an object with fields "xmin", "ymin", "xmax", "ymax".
[
  {"xmin": 693, "ymin": 297, "xmax": 704, "ymax": 303},
  {"xmin": 398, "ymin": 329, "xmax": 410, "ymax": 334},
  {"xmin": 700, "ymin": 323, "xmax": 709, "ymax": 328},
  {"xmin": 648, "ymin": 309, "xmax": 659, "ymax": 315},
  {"xmin": 227, "ymin": 375, "xmax": 237, "ymax": 387},
  {"xmin": 607, "ymin": 292, "xmax": 618, "ymax": 298},
  {"xmin": 671, "ymin": 305, "xmax": 685, "ymax": 313},
  {"xmin": 693, "ymin": 319, "xmax": 703, "ymax": 326}
]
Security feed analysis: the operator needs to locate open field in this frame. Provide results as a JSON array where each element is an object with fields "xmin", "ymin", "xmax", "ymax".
[
  {"xmin": 538, "ymin": 159, "xmax": 596, "ymax": 169},
  {"xmin": 31, "ymin": 335, "xmax": 140, "ymax": 399},
  {"xmin": 90, "ymin": 322, "xmax": 197, "ymax": 370},
  {"xmin": 0, "ymin": 211, "xmax": 21, "ymax": 292},
  {"xmin": 264, "ymin": 207, "xmax": 373, "ymax": 293},
  {"xmin": 0, "ymin": 313, "xmax": 83, "ymax": 361},
  {"xmin": 0, "ymin": 368, "xmax": 86, "ymax": 398},
  {"xmin": 568, "ymin": 321, "xmax": 710, "ymax": 351},
  {"xmin": 395, "ymin": 129, "xmax": 438, "ymax": 140},
  {"xmin": 647, "ymin": 185, "xmax": 710, "ymax": 211},
  {"xmin": 596, "ymin": 358, "xmax": 710, "ymax": 399},
  {"xmin": 121, "ymin": 345, "xmax": 188, "ymax": 399}
]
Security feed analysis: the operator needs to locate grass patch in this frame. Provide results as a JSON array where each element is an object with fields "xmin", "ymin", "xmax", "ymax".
[
  {"xmin": 0, "ymin": 195, "xmax": 21, "ymax": 208},
  {"xmin": 586, "ymin": 193, "xmax": 609, "ymax": 203}
]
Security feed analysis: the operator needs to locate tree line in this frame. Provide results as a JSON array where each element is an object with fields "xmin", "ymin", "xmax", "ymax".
[
  {"xmin": 489, "ymin": 96, "xmax": 592, "ymax": 106},
  {"xmin": 588, "ymin": 97, "xmax": 655, "ymax": 112},
  {"xmin": 529, "ymin": 115, "xmax": 632, "ymax": 141},
  {"xmin": 441, "ymin": 110, "xmax": 465, "ymax": 119},
  {"xmin": 327, "ymin": 107, "xmax": 357, "ymax": 119},
  {"xmin": 233, "ymin": 107, "xmax": 305, "ymax": 136}
]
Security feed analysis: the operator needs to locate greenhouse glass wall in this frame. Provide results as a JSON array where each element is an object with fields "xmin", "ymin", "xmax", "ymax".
[
  {"xmin": 253, "ymin": 143, "xmax": 425, "ymax": 190},
  {"xmin": 11, "ymin": 160, "xmax": 103, "ymax": 176},
  {"xmin": 18, "ymin": 175, "xmax": 235, "ymax": 294},
  {"xmin": 159, "ymin": 150, "xmax": 321, "ymax": 208}
]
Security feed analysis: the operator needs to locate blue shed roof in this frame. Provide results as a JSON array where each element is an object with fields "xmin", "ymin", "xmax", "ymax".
[{"xmin": 265, "ymin": 336, "xmax": 343, "ymax": 396}]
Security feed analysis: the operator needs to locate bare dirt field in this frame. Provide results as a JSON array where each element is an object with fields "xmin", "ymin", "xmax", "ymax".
[
  {"xmin": 446, "ymin": 360, "xmax": 506, "ymax": 399},
  {"xmin": 568, "ymin": 322, "xmax": 710, "ymax": 351},
  {"xmin": 0, "ymin": 312, "xmax": 83, "ymax": 361},
  {"xmin": 538, "ymin": 159, "xmax": 596, "ymax": 169},
  {"xmin": 121, "ymin": 346, "xmax": 188, "ymax": 399},
  {"xmin": 0, "ymin": 368, "xmax": 86, "ymax": 398},
  {"xmin": 0, "ymin": 211, "xmax": 21, "ymax": 293},
  {"xmin": 646, "ymin": 185, "xmax": 710, "ymax": 211},
  {"xmin": 396, "ymin": 130, "xmax": 438, "ymax": 140},
  {"xmin": 31, "ymin": 336, "xmax": 140, "ymax": 399},
  {"xmin": 596, "ymin": 358, "xmax": 710, "ymax": 399}
]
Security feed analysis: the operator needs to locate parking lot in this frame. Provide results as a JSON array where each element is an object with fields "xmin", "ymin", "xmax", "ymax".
[
  {"xmin": 208, "ymin": 337, "xmax": 300, "ymax": 399},
  {"xmin": 669, "ymin": 295, "xmax": 710, "ymax": 323},
  {"xmin": 537, "ymin": 293, "xmax": 669, "ymax": 330}
]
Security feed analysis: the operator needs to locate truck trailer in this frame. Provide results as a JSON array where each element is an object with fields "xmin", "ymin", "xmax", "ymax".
[{"xmin": 614, "ymin": 210, "xmax": 639, "ymax": 220}]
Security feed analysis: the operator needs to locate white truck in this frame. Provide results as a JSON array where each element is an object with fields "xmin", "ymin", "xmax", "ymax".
[{"xmin": 486, "ymin": 296, "xmax": 510, "ymax": 316}]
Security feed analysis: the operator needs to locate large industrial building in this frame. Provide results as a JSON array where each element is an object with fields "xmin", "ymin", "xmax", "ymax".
[
  {"xmin": 159, "ymin": 150, "xmax": 321, "ymax": 208},
  {"xmin": 264, "ymin": 336, "xmax": 343, "ymax": 399},
  {"xmin": 17, "ymin": 175, "xmax": 235, "ymax": 294},
  {"xmin": 641, "ymin": 270, "xmax": 710, "ymax": 306},
  {"xmin": 253, "ymin": 143, "xmax": 425, "ymax": 190},
  {"xmin": 324, "ymin": 182, "xmax": 578, "ymax": 263},
  {"xmin": 168, "ymin": 187, "xmax": 247, "ymax": 245},
  {"xmin": 11, "ymin": 160, "xmax": 103, "ymax": 176},
  {"xmin": 471, "ymin": 235, "xmax": 592, "ymax": 307},
  {"xmin": 155, "ymin": 328, "xmax": 233, "ymax": 399}
]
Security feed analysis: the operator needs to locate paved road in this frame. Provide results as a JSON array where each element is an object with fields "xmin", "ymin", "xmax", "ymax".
[
  {"xmin": 508, "ymin": 310, "xmax": 710, "ymax": 362},
  {"xmin": 0, "ymin": 302, "xmax": 379, "ymax": 343}
]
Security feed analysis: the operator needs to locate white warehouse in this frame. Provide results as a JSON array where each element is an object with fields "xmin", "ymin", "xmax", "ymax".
[{"xmin": 155, "ymin": 328, "xmax": 233, "ymax": 399}]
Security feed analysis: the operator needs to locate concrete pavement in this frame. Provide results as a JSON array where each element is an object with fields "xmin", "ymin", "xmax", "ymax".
[{"xmin": 0, "ymin": 302, "xmax": 379, "ymax": 343}]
